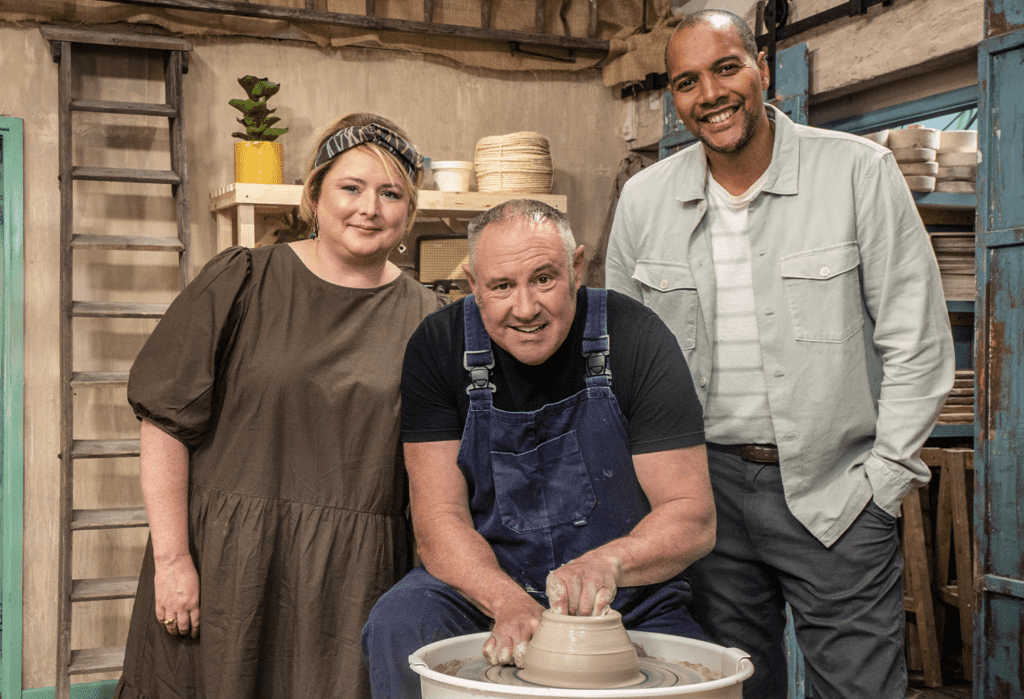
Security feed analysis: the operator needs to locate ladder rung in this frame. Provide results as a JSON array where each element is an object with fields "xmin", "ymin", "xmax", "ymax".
[
  {"xmin": 71, "ymin": 439, "xmax": 141, "ymax": 459},
  {"xmin": 71, "ymin": 576, "xmax": 139, "ymax": 602},
  {"xmin": 68, "ymin": 646, "xmax": 126, "ymax": 676},
  {"xmin": 72, "ymin": 301, "xmax": 168, "ymax": 318},
  {"xmin": 71, "ymin": 371, "xmax": 129, "ymax": 387},
  {"xmin": 937, "ymin": 585, "xmax": 961, "ymax": 606},
  {"xmin": 72, "ymin": 166, "xmax": 181, "ymax": 185},
  {"xmin": 40, "ymin": 25, "xmax": 193, "ymax": 53},
  {"xmin": 71, "ymin": 99, "xmax": 178, "ymax": 118},
  {"xmin": 72, "ymin": 234, "xmax": 185, "ymax": 252},
  {"xmin": 72, "ymin": 507, "xmax": 148, "ymax": 530}
]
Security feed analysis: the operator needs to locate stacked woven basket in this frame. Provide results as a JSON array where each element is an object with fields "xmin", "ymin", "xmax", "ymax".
[{"xmin": 473, "ymin": 131, "xmax": 553, "ymax": 194}]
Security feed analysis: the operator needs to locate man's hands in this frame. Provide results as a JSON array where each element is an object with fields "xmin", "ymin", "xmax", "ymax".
[
  {"xmin": 545, "ymin": 552, "xmax": 620, "ymax": 617},
  {"xmin": 482, "ymin": 554, "xmax": 619, "ymax": 668},
  {"xmin": 482, "ymin": 595, "xmax": 544, "ymax": 668}
]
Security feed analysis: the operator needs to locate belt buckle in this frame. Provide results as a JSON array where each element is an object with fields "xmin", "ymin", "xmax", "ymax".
[{"xmin": 741, "ymin": 445, "xmax": 778, "ymax": 464}]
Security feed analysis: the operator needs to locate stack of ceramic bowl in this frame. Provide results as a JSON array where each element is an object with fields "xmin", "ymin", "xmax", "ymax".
[
  {"xmin": 473, "ymin": 132, "xmax": 553, "ymax": 194},
  {"xmin": 935, "ymin": 130, "xmax": 978, "ymax": 194},
  {"xmin": 888, "ymin": 126, "xmax": 940, "ymax": 192}
]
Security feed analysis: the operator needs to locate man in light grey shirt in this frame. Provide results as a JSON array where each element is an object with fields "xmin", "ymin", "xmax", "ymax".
[{"xmin": 605, "ymin": 10, "xmax": 954, "ymax": 699}]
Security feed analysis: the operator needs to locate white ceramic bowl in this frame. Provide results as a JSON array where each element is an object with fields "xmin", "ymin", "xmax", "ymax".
[
  {"xmin": 938, "ymin": 130, "xmax": 977, "ymax": 153},
  {"xmin": 431, "ymin": 160, "xmax": 474, "ymax": 192},
  {"xmin": 888, "ymin": 126, "xmax": 940, "ymax": 150}
]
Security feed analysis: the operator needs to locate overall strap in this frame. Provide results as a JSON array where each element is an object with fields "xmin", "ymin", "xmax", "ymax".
[
  {"xmin": 582, "ymin": 288, "xmax": 612, "ymax": 388},
  {"xmin": 463, "ymin": 295, "xmax": 496, "ymax": 401}
]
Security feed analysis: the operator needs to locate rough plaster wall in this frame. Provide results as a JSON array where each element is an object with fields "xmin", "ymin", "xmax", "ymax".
[
  {"xmin": 0, "ymin": 0, "xmax": 988, "ymax": 687},
  {"xmin": 187, "ymin": 37, "xmax": 625, "ymax": 266},
  {"xmin": 2, "ymin": 22, "xmax": 627, "ymax": 689}
]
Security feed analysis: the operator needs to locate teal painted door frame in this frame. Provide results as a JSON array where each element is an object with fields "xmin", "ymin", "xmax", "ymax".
[
  {"xmin": 1, "ymin": 115, "xmax": 26, "ymax": 698},
  {"xmin": 974, "ymin": 24, "xmax": 1024, "ymax": 699}
]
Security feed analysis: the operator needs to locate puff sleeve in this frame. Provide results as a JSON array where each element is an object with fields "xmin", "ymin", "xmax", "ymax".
[{"xmin": 128, "ymin": 247, "xmax": 254, "ymax": 448}]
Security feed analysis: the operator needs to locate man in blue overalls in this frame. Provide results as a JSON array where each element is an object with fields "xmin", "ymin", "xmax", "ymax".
[{"xmin": 362, "ymin": 199, "xmax": 716, "ymax": 698}]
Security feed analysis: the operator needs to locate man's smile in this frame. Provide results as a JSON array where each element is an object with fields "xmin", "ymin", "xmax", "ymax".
[
  {"xmin": 703, "ymin": 106, "xmax": 739, "ymax": 124},
  {"xmin": 510, "ymin": 323, "xmax": 547, "ymax": 334}
]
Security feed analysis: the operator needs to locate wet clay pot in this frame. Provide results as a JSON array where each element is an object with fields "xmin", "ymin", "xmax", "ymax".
[{"xmin": 519, "ymin": 610, "xmax": 643, "ymax": 689}]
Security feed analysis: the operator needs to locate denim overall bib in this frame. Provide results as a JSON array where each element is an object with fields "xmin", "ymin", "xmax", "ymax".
[
  {"xmin": 361, "ymin": 289, "xmax": 701, "ymax": 699},
  {"xmin": 459, "ymin": 288, "xmax": 697, "ymax": 620}
]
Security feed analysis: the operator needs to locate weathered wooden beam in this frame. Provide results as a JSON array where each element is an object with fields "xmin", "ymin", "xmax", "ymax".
[
  {"xmin": 40, "ymin": 24, "xmax": 192, "ymax": 51},
  {"xmin": 535, "ymin": 0, "xmax": 544, "ymax": 33},
  {"xmin": 96, "ymin": 0, "xmax": 609, "ymax": 52},
  {"xmin": 588, "ymin": 0, "xmax": 597, "ymax": 38},
  {"xmin": 424, "ymin": 0, "xmax": 434, "ymax": 24},
  {"xmin": 481, "ymin": 0, "xmax": 491, "ymax": 29},
  {"xmin": 366, "ymin": 0, "xmax": 375, "ymax": 18}
]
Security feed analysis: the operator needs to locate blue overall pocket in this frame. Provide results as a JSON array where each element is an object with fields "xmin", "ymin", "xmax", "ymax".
[{"xmin": 491, "ymin": 431, "xmax": 597, "ymax": 534}]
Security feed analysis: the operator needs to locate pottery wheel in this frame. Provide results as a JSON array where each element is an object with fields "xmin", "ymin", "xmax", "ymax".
[{"xmin": 453, "ymin": 657, "xmax": 705, "ymax": 688}]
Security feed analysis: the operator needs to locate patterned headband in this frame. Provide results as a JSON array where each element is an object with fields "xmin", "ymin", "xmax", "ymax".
[{"xmin": 313, "ymin": 123, "xmax": 424, "ymax": 180}]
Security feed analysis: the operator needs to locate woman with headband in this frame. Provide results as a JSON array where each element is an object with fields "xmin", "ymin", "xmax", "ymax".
[{"xmin": 115, "ymin": 114, "xmax": 444, "ymax": 699}]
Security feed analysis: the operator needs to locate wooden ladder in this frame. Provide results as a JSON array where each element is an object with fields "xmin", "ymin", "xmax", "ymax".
[{"xmin": 40, "ymin": 25, "xmax": 193, "ymax": 699}]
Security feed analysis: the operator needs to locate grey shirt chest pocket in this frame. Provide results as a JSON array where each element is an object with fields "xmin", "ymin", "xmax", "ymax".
[
  {"xmin": 780, "ymin": 243, "xmax": 865, "ymax": 343},
  {"xmin": 632, "ymin": 260, "xmax": 698, "ymax": 350}
]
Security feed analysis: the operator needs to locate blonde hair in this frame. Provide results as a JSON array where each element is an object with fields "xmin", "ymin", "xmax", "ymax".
[{"xmin": 300, "ymin": 113, "xmax": 423, "ymax": 234}]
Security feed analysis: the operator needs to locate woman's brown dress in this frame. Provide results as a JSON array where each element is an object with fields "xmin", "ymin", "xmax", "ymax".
[{"xmin": 115, "ymin": 244, "xmax": 442, "ymax": 699}]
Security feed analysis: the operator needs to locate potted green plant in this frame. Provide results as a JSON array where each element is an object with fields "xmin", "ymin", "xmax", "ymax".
[{"xmin": 230, "ymin": 75, "xmax": 289, "ymax": 184}]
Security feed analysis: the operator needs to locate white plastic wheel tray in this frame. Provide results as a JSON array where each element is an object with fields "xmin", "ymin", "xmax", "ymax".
[{"xmin": 410, "ymin": 631, "xmax": 754, "ymax": 699}]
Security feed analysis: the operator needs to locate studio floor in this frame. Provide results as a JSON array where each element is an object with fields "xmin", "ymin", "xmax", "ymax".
[{"xmin": 907, "ymin": 675, "xmax": 972, "ymax": 698}]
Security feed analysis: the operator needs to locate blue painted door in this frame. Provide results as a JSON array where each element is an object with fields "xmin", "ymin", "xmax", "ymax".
[{"xmin": 974, "ymin": 25, "xmax": 1024, "ymax": 699}]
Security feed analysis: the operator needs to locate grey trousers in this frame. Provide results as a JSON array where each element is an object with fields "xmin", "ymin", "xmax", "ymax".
[{"xmin": 687, "ymin": 448, "xmax": 907, "ymax": 699}]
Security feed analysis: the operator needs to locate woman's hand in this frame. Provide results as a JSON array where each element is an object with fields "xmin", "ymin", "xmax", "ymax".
[
  {"xmin": 140, "ymin": 421, "xmax": 197, "ymax": 638},
  {"xmin": 154, "ymin": 553, "xmax": 200, "ymax": 638}
]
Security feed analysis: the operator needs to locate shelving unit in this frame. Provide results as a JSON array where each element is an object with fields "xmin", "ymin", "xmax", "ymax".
[
  {"xmin": 913, "ymin": 189, "xmax": 977, "ymax": 441},
  {"xmin": 210, "ymin": 183, "xmax": 567, "ymax": 250}
]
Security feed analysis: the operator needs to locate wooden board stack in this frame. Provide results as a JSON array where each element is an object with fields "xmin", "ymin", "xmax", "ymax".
[
  {"xmin": 937, "ymin": 369, "xmax": 975, "ymax": 425},
  {"xmin": 888, "ymin": 126, "xmax": 940, "ymax": 192},
  {"xmin": 929, "ymin": 229, "xmax": 976, "ymax": 301},
  {"xmin": 474, "ymin": 131, "xmax": 554, "ymax": 194},
  {"xmin": 935, "ymin": 130, "xmax": 978, "ymax": 194}
]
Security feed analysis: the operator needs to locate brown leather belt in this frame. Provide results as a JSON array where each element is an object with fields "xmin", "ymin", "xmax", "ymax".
[{"xmin": 707, "ymin": 443, "xmax": 780, "ymax": 464}]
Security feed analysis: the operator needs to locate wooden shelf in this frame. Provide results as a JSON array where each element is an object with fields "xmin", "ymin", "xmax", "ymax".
[
  {"xmin": 915, "ymin": 194, "xmax": 977, "ymax": 441},
  {"xmin": 913, "ymin": 191, "xmax": 976, "ymax": 211},
  {"xmin": 210, "ymin": 183, "xmax": 567, "ymax": 249},
  {"xmin": 931, "ymin": 424, "xmax": 973, "ymax": 438}
]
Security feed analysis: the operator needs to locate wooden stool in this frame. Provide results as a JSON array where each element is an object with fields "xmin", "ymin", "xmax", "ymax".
[
  {"xmin": 932, "ymin": 448, "xmax": 975, "ymax": 680},
  {"xmin": 901, "ymin": 486, "xmax": 943, "ymax": 687}
]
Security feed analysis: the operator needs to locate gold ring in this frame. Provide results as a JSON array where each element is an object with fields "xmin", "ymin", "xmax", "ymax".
[{"xmin": 164, "ymin": 618, "xmax": 176, "ymax": 625}]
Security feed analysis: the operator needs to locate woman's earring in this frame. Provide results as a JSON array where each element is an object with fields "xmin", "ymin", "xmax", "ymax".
[{"xmin": 309, "ymin": 213, "xmax": 319, "ymax": 240}]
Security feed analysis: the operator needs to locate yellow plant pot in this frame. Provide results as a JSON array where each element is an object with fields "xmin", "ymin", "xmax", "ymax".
[{"xmin": 234, "ymin": 141, "xmax": 284, "ymax": 184}]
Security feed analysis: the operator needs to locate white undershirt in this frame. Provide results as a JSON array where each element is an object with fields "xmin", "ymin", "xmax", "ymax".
[{"xmin": 703, "ymin": 170, "xmax": 777, "ymax": 444}]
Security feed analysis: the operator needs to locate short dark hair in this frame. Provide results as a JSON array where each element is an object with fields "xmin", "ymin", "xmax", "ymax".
[
  {"xmin": 466, "ymin": 199, "xmax": 576, "ymax": 277},
  {"xmin": 665, "ymin": 10, "xmax": 759, "ymax": 73}
]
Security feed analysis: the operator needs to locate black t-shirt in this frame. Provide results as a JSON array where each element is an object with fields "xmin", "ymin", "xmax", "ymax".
[{"xmin": 401, "ymin": 287, "xmax": 705, "ymax": 454}]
